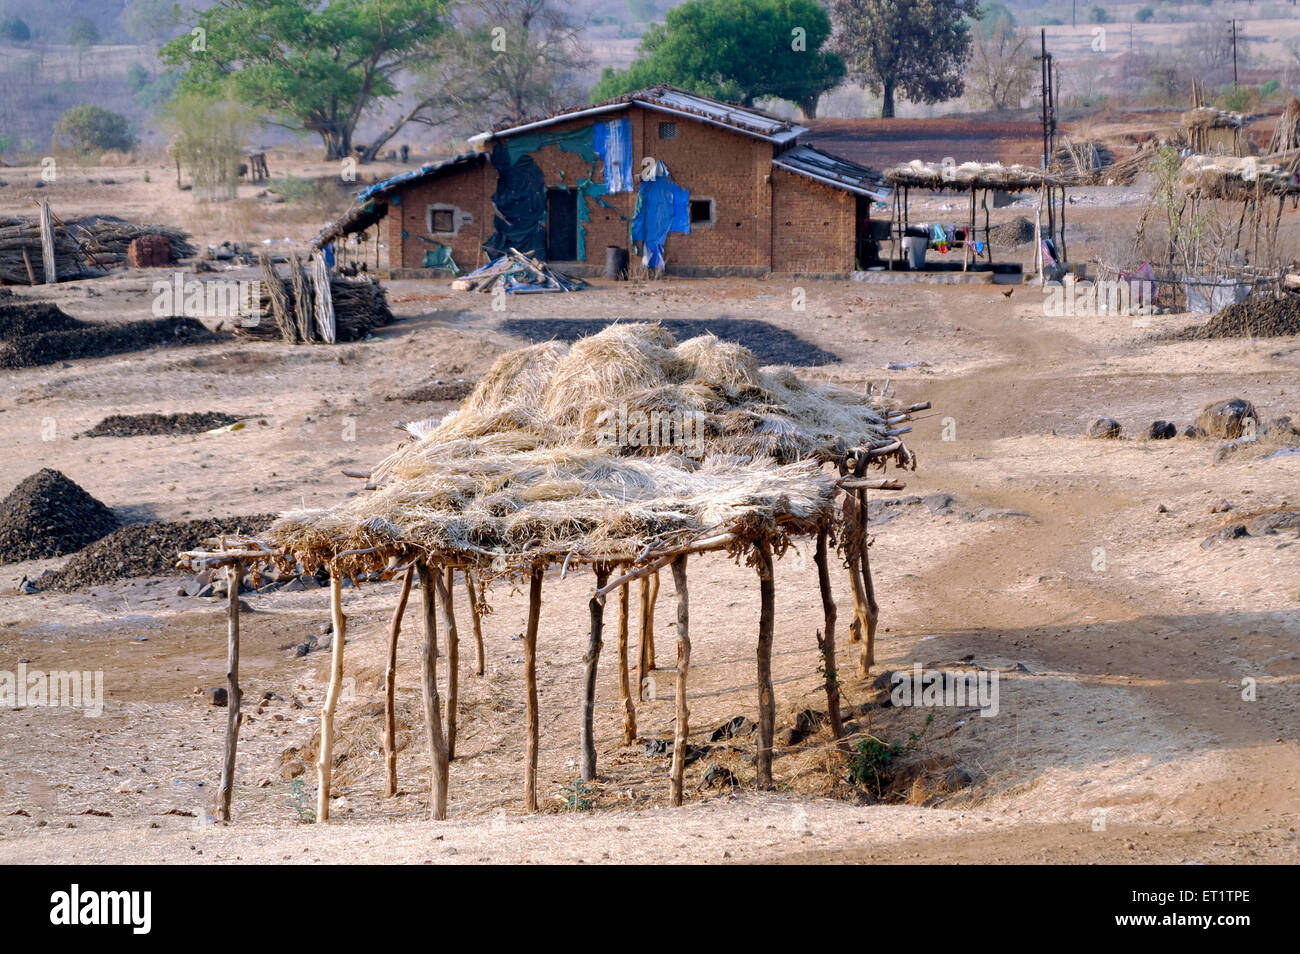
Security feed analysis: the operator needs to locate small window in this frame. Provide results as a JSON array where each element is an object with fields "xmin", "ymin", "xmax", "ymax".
[
  {"xmin": 689, "ymin": 198, "xmax": 714, "ymax": 225},
  {"xmin": 658, "ymin": 121, "xmax": 677, "ymax": 140},
  {"xmin": 429, "ymin": 208, "xmax": 455, "ymax": 233}
]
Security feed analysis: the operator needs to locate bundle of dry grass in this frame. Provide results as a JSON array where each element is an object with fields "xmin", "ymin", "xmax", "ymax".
[
  {"xmin": 425, "ymin": 323, "xmax": 906, "ymax": 466},
  {"xmin": 1178, "ymin": 154, "xmax": 1300, "ymax": 199},
  {"xmin": 883, "ymin": 160, "xmax": 1057, "ymax": 193},
  {"xmin": 268, "ymin": 438, "xmax": 835, "ymax": 577},
  {"xmin": 0, "ymin": 215, "xmax": 195, "ymax": 284}
]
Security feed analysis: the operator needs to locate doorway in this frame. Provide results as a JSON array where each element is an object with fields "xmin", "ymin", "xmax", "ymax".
[{"xmin": 546, "ymin": 188, "xmax": 578, "ymax": 261}]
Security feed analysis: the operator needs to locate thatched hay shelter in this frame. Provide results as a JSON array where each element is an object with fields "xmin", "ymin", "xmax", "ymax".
[
  {"xmin": 181, "ymin": 323, "xmax": 928, "ymax": 822},
  {"xmin": 1178, "ymin": 154, "xmax": 1300, "ymax": 201},
  {"xmin": 881, "ymin": 160, "xmax": 1067, "ymax": 276}
]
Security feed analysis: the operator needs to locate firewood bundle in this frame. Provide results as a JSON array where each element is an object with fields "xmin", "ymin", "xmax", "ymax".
[
  {"xmin": 237, "ymin": 251, "xmax": 393, "ymax": 343},
  {"xmin": 0, "ymin": 215, "xmax": 195, "ymax": 284}
]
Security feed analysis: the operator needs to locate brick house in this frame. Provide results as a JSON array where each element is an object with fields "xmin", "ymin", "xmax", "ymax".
[{"xmin": 314, "ymin": 87, "xmax": 890, "ymax": 277}]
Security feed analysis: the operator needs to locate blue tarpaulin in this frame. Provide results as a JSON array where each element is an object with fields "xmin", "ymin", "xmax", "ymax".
[
  {"xmin": 631, "ymin": 164, "xmax": 690, "ymax": 269},
  {"xmin": 593, "ymin": 116, "xmax": 633, "ymax": 193},
  {"xmin": 485, "ymin": 142, "xmax": 547, "ymax": 259}
]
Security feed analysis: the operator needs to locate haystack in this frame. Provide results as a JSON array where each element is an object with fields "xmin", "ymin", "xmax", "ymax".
[{"xmin": 180, "ymin": 323, "xmax": 929, "ymax": 824}]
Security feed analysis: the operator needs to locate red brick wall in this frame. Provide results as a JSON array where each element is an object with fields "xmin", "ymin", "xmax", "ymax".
[
  {"xmin": 388, "ymin": 159, "xmax": 494, "ymax": 272},
  {"xmin": 770, "ymin": 166, "xmax": 856, "ymax": 273},
  {"xmin": 636, "ymin": 108, "xmax": 773, "ymax": 269},
  {"xmin": 382, "ymin": 105, "xmax": 859, "ymax": 273}
]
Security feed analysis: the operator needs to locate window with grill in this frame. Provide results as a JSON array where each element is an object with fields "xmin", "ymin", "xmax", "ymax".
[
  {"xmin": 429, "ymin": 208, "xmax": 455, "ymax": 233},
  {"xmin": 658, "ymin": 121, "xmax": 677, "ymax": 140}
]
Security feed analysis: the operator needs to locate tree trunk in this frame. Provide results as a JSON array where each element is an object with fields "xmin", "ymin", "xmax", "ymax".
[
  {"xmin": 814, "ymin": 532, "xmax": 847, "ymax": 753},
  {"xmin": 755, "ymin": 541, "xmax": 776, "ymax": 790},
  {"xmin": 881, "ymin": 78, "xmax": 896, "ymax": 119},
  {"xmin": 416, "ymin": 561, "xmax": 449, "ymax": 820},
  {"xmin": 383, "ymin": 566, "xmax": 414, "ymax": 798},
  {"xmin": 523, "ymin": 569, "xmax": 543, "ymax": 813},
  {"xmin": 669, "ymin": 556, "xmax": 690, "ymax": 806},
  {"xmin": 580, "ymin": 564, "xmax": 608, "ymax": 782}
]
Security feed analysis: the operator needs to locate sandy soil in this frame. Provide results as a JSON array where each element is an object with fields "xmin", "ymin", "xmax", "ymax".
[{"xmin": 0, "ymin": 171, "xmax": 1298, "ymax": 865}]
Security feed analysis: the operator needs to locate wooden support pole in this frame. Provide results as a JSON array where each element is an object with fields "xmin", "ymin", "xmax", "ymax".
[
  {"xmin": 669, "ymin": 555, "xmax": 690, "ymax": 806},
  {"xmin": 316, "ymin": 572, "xmax": 347, "ymax": 822},
  {"xmin": 616, "ymin": 572, "xmax": 636, "ymax": 744},
  {"xmin": 638, "ymin": 572, "xmax": 657, "ymax": 676},
  {"xmin": 416, "ymin": 561, "xmax": 449, "ymax": 820},
  {"xmin": 856, "ymin": 488, "xmax": 881, "ymax": 676},
  {"xmin": 524, "ymin": 568, "xmax": 543, "ymax": 813},
  {"xmin": 465, "ymin": 570, "xmax": 485, "ymax": 677},
  {"xmin": 580, "ymin": 564, "xmax": 609, "ymax": 781},
  {"xmin": 38, "ymin": 198, "xmax": 56, "ymax": 284},
  {"xmin": 383, "ymin": 565, "xmax": 413, "ymax": 798},
  {"xmin": 216, "ymin": 559, "xmax": 243, "ymax": 822},
  {"xmin": 755, "ymin": 541, "xmax": 776, "ymax": 790},
  {"xmin": 434, "ymin": 567, "xmax": 460, "ymax": 760},
  {"xmin": 814, "ymin": 533, "xmax": 847, "ymax": 752}
]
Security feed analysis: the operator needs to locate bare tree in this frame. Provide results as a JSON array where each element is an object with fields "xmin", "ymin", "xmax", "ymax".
[{"xmin": 968, "ymin": 16, "xmax": 1033, "ymax": 110}]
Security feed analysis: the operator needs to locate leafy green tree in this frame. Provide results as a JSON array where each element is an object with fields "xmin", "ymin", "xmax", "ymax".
[
  {"xmin": 591, "ymin": 0, "xmax": 845, "ymax": 117},
  {"xmin": 53, "ymin": 105, "xmax": 136, "ymax": 156},
  {"xmin": 831, "ymin": 0, "xmax": 980, "ymax": 118},
  {"xmin": 160, "ymin": 0, "xmax": 451, "ymax": 160},
  {"xmin": 1088, "ymin": 5, "xmax": 1108, "ymax": 24},
  {"xmin": 1135, "ymin": 6, "xmax": 1154, "ymax": 23},
  {"xmin": 0, "ymin": 15, "xmax": 30, "ymax": 43}
]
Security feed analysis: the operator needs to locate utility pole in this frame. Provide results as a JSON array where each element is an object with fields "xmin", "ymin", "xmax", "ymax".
[{"xmin": 1230, "ymin": 19, "xmax": 1238, "ymax": 86}]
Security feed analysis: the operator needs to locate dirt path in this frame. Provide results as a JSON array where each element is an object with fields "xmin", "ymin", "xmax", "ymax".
[{"xmin": 0, "ymin": 268, "xmax": 1296, "ymax": 864}]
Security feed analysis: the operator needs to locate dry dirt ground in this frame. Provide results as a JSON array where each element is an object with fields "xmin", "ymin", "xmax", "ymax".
[{"xmin": 0, "ymin": 178, "xmax": 1298, "ymax": 864}]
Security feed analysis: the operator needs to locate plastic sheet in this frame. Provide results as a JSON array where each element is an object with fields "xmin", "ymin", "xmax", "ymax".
[{"xmin": 631, "ymin": 165, "xmax": 690, "ymax": 270}]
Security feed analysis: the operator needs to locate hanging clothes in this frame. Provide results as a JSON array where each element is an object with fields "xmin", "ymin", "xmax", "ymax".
[{"xmin": 630, "ymin": 163, "xmax": 690, "ymax": 269}]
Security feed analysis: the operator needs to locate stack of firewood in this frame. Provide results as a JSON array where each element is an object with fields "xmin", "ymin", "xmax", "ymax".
[{"xmin": 236, "ymin": 251, "xmax": 394, "ymax": 343}]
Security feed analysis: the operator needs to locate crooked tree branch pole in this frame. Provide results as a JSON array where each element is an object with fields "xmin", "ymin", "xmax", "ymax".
[
  {"xmin": 580, "ymin": 564, "xmax": 609, "ymax": 781},
  {"xmin": 617, "ymin": 572, "xmax": 636, "ymax": 744},
  {"xmin": 383, "ymin": 566, "xmax": 414, "ymax": 798},
  {"xmin": 416, "ymin": 561, "xmax": 449, "ymax": 820},
  {"xmin": 640, "ymin": 570, "xmax": 659, "ymax": 673},
  {"xmin": 434, "ymin": 568, "xmax": 460, "ymax": 760},
  {"xmin": 755, "ymin": 541, "xmax": 776, "ymax": 790},
  {"xmin": 524, "ymin": 568, "xmax": 543, "ymax": 813},
  {"xmin": 856, "ymin": 488, "xmax": 880, "ymax": 675},
  {"xmin": 216, "ymin": 559, "xmax": 243, "ymax": 822},
  {"xmin": 317, "ymin": 573, "xmax": 348, "ymax": 822},
  {"xmin": 594, "ymin": 531, "xmax": 738, "ymax": 601},
  {"xmin": 669, "ymin": 556, "xmax": 690, "ymax": 806},
  {"xmin": 465, "ymin": 571, "xmax": 485, "ymax": 677},
  {"xmin": 814, "ymin": 532, "xmax": 847, "ymax": 753}
]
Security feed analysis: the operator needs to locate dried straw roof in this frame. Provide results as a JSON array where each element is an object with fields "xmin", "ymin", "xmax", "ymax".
[
  {"xmin": 1179, "ymin": 153, "xmax": 1300, "ymax": 199},
  {"xmin": 1181, "ymin": 106, "xmax": 1245, "ymax": 130},
  {"xmin": 883, "ymin": 159, "xmax": 1060, "ymax": 193},
  {"xmin": 262, "ymin": 323, "xmax": 909, "ymax": 577},
  {"xmin": 416, "ymin": 322, "xmax": 905, "ymax": 466}
]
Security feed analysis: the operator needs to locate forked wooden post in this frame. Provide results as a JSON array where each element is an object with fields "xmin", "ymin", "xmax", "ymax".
[
  {"xmin": 416, "ymin": 561, "xmax": 449, "ymax": 820},
  {"xmin": 814, "ymin": 532, "xmax": 847, "ymax": 751},
  {"xmin": 216, "ymin": 559, "xmax": 243, "ymax": 822},
  {"xmin": 638, "ymin": 573, "xmax": 656, "ymax": 677},
  {"xmin": 580, "ymin": 564, "xmax": 609, "ymax": 781},
  {"xmin": 383, "ymin": 565, "xmax": 414, "ymax": 797},
  {"xmin": 669, "ymin": 555, "xmax": 690, "ymax": 806},
  {"xmin": 616, "ymin": 573, "xmax": 637, "ymax": 744},
  {"xmin": 317, "ymin": 572, "xmax": 347, "ymax": 822},
  {"xmin": 856, "ymin": 488, "xmax": 880, "ymax": 675},
  {"xmin": 755, "ymin": 541, "xmax": 776, "ymax": 789},
  {"xmin": 465, "ymin": 570, "xmax": 486, "ymax": 677},
  {"xmin": 435, "ymin": 567, "xmax": 460, "ymax": 760},
  {"xmin": 524, "ymin": 568, "xmax": 544, "ymax": 812}
]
